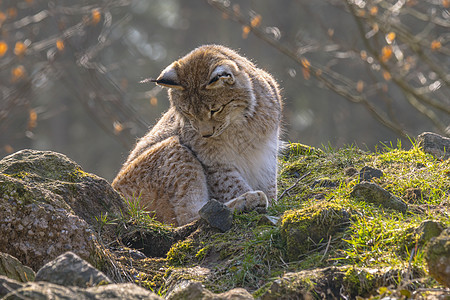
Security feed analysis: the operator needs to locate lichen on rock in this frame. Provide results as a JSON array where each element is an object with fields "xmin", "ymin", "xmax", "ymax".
[
  {"xmin": 280, "ymin": 202, "xmax": 351, "ymax": 261},
  {"xmin": 0, "ymin": 149, "xmax": 126, "ymax": 270}
]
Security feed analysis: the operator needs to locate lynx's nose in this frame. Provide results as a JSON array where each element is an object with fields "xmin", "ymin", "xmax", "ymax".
[{"xmin": 199, "ymin": 124, "xmax": 215, "ymax": 138}]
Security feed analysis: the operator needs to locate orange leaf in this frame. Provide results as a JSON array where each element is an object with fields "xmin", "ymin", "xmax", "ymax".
[
  {"xmin": 150, "ymin": 97, "xmax": 158, "ymax": 106},
  {"xmin": 356, "ymin": 80, "xmax": 364, "ymax": 93},
  {"xmin": 381, "ymin": 45, "xmax": 392, "ymax": 63},
  {"xmin": 383, "ymin": 71, "xmax": 391, "ymax": 81},
  {"xmin": 302, "ymin": 67, "xmax": 310, "ymax": 80},
  {"xmin": 14, "ymin": 41, "xmax": 27, "ymax": 56},
  {"xmin": 11, "ymin": 65, "xmax": 26, "ymax": 82},
  {"xmin": 91, "ymin": 9, "xmax": 101, "ymax": 25},
  {"xmin": 386, "ymin": 32, "xmax": 396, "ymax": 44},
  {"xmin": 369, "ymin": 6, "xmax": 378, "ymax": 16},
  {"xmin": 113, "ymin": 121, "xmax": 123, "ymax": 135},
  {"xmin": 250, "ymin": 14, "xmax": 262, "ymax": 28},
  {"xmin": 431, "ymin": 40, "xmax": 441, "ymax": 51},
  {"xmin": 242, "ymin": 25, "xmax": 251, "ymax": 39},
  {"xmin": 301, "ymin": 57, "xmax": 311, "ymax": 69},
  {"xmin": 0, "ymin": 11, "xmax": 6, "ymax": 24},
  {"xmin": 7, "ymin": 7, "xmax": 17, "ymax": 19},
  {"xmin": 28, "ymin": 109, "xmax": 37, "ymax": 129},
  {"xmin": 0, "ymin": 41, "xmax": 8, "ymax": 57},
  {"xmin": 56, "ymin": 39, "xmax": 64, "ymax": 51}
]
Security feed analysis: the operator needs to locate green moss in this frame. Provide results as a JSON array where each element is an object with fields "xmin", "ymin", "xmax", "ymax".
[
  {"xmin": 195, "ymin": 245, "xmax": 211, "ymax": 261},
  {"xmin": 166, "ymin": 240, "xmax": 194, "ymax": 265},
  {"xmin": 343, "ymin": 267, "xmax": 375, "ymax": 297},
  {"xmin": 281, "ymin": 202, "xmax": 350, "ymax": 261}
]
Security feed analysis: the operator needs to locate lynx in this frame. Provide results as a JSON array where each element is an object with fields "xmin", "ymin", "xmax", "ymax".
[{"xmin": 112, "ymin": 45, "xmax": 282, "ymax": 226}]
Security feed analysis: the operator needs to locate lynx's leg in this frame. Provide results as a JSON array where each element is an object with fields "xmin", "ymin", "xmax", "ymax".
[
  {"xmin": 112, "ymin": 136, "xmax": 208, "ymax": 226},
  {"xmin": 205, "ymin": 168, "xmax": 268, "ymax": 213},
  {"xmin": 225, "ymin": 191, "xmax": 269, "ymax": 213}
]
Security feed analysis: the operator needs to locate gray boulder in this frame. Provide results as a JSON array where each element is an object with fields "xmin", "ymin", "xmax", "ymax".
[
  {"xmin": 35, "ymin": 252, "xmax": 111, "ymax": 287},
  {"xmin": 351, "ymin": 181, "xmax": 407, "ymax": 212},
  {"xmin": 3, "ymin": 282, "xmax": 161, "ymax": 300},
  {"xmin": 0, "ymin": 149, "xmax": 126, "ymax": 270},
  {"xmin": 426, "ymin": 228, "xmax": 450, "ymax": 287},
  {"xmin": 417, "ymin": 132, "xmax": 450, "ymax": 160},
  {"xmin": 167, "ymin": 280, "xmax": 253, "ymax": 300}
]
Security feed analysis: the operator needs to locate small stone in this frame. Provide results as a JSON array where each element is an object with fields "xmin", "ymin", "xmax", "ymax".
[
  {"xmin": 359, "ymin": 166, "xmax": 383, "ymax": 182},
  {"xmin": 417, "ymin": 132, "xmax": 450, "ymax": 160},
  {"xmin": 199, "ymin": 199, "xmax": 233, "ymax": 232},
  {"xmin": 426, "ymin": 228, "xmax": 450, "ymax": 287},
  {"xmin": 311, "ymin": 178, "xmax": 338, "ymax": 188},
  {"xmin": 128, "ymin": 249, "xmax": 147, "ymax": 260},
  {"xmin": 351, "ymin": 181, "xmax": 407, "ymax": 212},
  {"xmin": 35, "ymin": 251, "xmax": 112, "ymax": 287},
  {"xmin": 344, "ymin": 167, "xmax": 358, "ymax": 177}
]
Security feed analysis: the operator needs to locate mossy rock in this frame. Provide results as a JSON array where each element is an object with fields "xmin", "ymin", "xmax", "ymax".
[
  {"xmin": 281, "ymin": 143, "xmax": 324, "ymax": 158},
  {"xmin": 0, "ymin": 149, "xmax": 126, "ymax": 226},
  {"xmin": 259, "ymin": 267, "xmax": 345, "ymax": 299},
  {"xmin": 280, "ymin": 202, "xmax": 350, "ymax": 261},
  {"xmin": 0, "ymin": 149, "xmax": 127, "ymax": 270},
  {"xmin": 426, "ymin": 228, "xmax": 450, "ymax": 287},
  {"xmin": 350, "ymin": 181, "xmax": 407, "ymax": 213}
]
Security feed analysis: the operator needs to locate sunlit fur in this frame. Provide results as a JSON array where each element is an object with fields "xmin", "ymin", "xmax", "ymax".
[{"xmin": 112, "ymin": 45, "xmax": 282, "ymax": 226}]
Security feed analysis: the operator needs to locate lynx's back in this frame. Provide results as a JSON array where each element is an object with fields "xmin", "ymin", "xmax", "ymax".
[{"xmin": 113, "ymin": 45, "xmax": 282, "ymax": 226}]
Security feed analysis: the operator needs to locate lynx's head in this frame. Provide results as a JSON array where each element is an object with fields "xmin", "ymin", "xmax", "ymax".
[{"xmin": 151, "ymin": 45, "xmax": 257, "ymax": 138}]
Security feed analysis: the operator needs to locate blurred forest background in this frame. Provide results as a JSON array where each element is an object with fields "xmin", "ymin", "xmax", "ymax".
[{"xmin": 0, "ymin": 0, "xmax": 449, "ymax": 181}]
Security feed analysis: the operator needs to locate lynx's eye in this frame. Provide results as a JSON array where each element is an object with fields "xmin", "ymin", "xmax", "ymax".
[
  {"xmin": 208, "ymin": 73, "xmax": 231, "ymax": 85},
  {"xmin": 206, "ymin": 65, "xmax": 236, "ymax": 89},
  {"xmin": 210, "ymin": 105, "xmax": 224, "ymax": 116}
]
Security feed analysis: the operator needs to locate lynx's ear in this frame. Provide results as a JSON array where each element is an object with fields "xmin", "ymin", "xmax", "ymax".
[
  {"xmin": 206, "ymin": 62, "xmax": 238, "ymax": 89},
  {"xmin": 151, "ymin": 63, "xmax": 184, "ymax": 90}
]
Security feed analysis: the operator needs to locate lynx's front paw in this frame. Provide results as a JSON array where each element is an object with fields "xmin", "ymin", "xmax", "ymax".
[{"xmin": 225, "ymin": 191, "xmax": 268, "ymax": 214}]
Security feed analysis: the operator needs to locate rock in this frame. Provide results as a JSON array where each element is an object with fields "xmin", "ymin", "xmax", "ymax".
[
  {"xmin": 417, "ymin": 132, "xmax": 450, "ymax": 160},
  {"xmin": 426, "ymin": 228, "xmax": 450, "ymax": 287},
  {"xmin": 35, "ymin": 252, "xmax": 111, "ymax": 287},
  {"xmin": 260, "ymin": 267, "xmax": 345, "ymax": 300},
  {"xmin": 1, "ymin": 253, "xmax": 162, "ymax": 299},
  {"xmin": 199, "ymin": 199, "xmax": 233, "ymax": 232},
  {"xmin": 164, "ymin": 267, "xmax": 211, "ymax": 295},
  {"xmin": 344, "ymin": 167, "xmax": 358, "ymax": 177},
  {"xmin": 311, "ymin": 178, "xmax": 338, "ymax": 188},
  {"xmin": 359, "ymin": 166, "xmax": 383, "ymax": 182},
  {"xmin": 0, "ymin": 149, "xmax": 126, "ymax": 270},
  {"xmin": 0, "ymin": 276, "xmax": 24, "ymax": 298},
  {"xmin": 416, "ymin": 220, "xmax": 444, "ymax": 245},
  {"xmin": 167, "ymin": 280, "xmax": 253, "ymax": 300},
  {"xmin": 0, "ymin": 252, "xmax": 35, "ymax": 282},
  {"xmin": 3, "ymin": 281, "xmax": 162, "ymax": 299},
  {"xmin": 280, "ymin": 202, "xmax": 350, "ymax": 261},
  {"xmin": 280, "ymin": 143, "xmax": 324, "ymax": 158},
  {"xmin": 351, "ymin": 181, "xmax": 407, "ymax": 212}
]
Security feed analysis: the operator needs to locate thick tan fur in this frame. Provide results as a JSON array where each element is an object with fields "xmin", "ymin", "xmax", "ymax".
[{"xmin": 112, "ymin": 45, "xmax": 282, "ymax": 226}]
